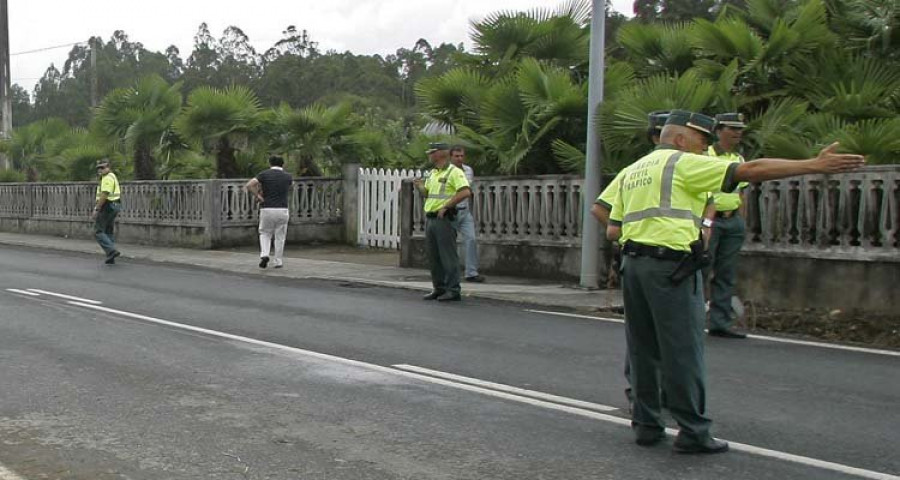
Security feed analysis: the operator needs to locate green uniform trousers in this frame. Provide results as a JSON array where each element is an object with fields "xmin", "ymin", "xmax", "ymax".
[
  {"xmin": 622, "ymin": 254, "xmax": 713, "ymax": 443},
  {"xmin": 708, "ymin": 215, "xmax": 746, "ymax": 331},
  {"xmin": 425, "ymin": 216, "xmax": 461, "ymax": 294}
]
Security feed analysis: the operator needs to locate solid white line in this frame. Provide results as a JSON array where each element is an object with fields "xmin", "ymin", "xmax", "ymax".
[
  {"xmin": 743, "ymin": 334, "xmax": 900, "ymax": 357},
  {"xmin": 67, "ymin": 301, "xmax": 899, "ymax": 480},
  {"xmin": 5, "ymin": 288, "xmax": 40, "ymax": 296},
  {"xmin": 527, "ymin": 309, "xmax": 900, "ymax": 358},
  {"xmin": 392, "ymin": 364, "xmax": 618, "ymax": 412},
  {"xmin": 26, "ymin": 289, "xmax": 102, "ymax": 305},
  {"xmin": 525, "ymin": 309, "xmax": 624, "ymax": 324}
]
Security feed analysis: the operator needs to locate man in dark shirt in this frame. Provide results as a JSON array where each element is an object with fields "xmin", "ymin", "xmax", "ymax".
[{"xmin": 244, "ymin": 156, "xmax": 293, "ymax": 268}]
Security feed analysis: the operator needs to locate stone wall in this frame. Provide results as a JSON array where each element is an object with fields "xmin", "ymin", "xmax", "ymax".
[
  {"xmin": 0, "ymin": 179, "xmax": 344, "ymax": 249},
  {"xmin": 399, "ymin": 166, "xmax": 900, "ymax": 314}
]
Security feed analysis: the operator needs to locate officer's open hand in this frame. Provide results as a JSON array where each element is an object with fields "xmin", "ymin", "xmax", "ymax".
[
  {"xmin": 815, "ymin": 142, "xmax": 865, "ymax": 174},
  {"xmin": 437, "ymin": 207, "xmax": 447, "ymax": 219}
]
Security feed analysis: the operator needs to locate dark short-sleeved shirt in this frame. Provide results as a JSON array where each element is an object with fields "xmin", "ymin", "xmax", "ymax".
[{"xmin": 256, "ymin": 167, "xmax": 293, "ymax": 209}]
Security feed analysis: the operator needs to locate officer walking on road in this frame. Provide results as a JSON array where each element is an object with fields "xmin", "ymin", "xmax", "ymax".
[
  {"xmin": 91, "ymin": 159, "xmax": 122, "ymax": 265},
  {"xmin": 449, "ymin": 145, "xmax": 485, "ymax": 283},
  {"xmin": 707, "ymin": 113, "xmax": 750, "ymax": 339},
  {"xmin": 602, "ymin": 110, "xmax": 864, "ymax": 454},
  {"xmin": 414, "ymin": 143, "xmax": 472, "ymax": 302}
]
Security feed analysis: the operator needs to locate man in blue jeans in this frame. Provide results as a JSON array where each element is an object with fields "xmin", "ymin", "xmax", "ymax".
[
  {"xmin": 91, "ymin": 160, "xmax": 122, "ymax": 265},
  {"xmin": 450, "ymin": 146, "xmax": 485, "ymax": 283}
]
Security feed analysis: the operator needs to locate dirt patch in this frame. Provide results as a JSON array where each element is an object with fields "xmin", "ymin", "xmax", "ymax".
[{"xmin": 741, "ymin": 306, "xmax": 900, "ymax": 349}]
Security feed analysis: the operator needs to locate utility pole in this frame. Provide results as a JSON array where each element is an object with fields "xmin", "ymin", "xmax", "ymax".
[
  {"xmin": 579, "ymin": 0, "xmax": 607, "ymax": 289},
  {"xmin": 90, "ymin": 37, "xmax": 98, "ymax": 109},
  {"xmin": 0, "ymin": 0, "xmax": 12, "ymax": 170}
]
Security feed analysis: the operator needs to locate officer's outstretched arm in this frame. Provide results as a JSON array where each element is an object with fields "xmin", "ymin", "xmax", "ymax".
[{"xmin": 734, "ymin": 142, "xmax": 865, "ymax": 184}]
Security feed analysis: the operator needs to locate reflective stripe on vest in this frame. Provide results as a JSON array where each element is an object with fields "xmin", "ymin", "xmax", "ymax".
[{"xmin": 620, "ymin": 152, "xmax": 701, "ymax": 227}]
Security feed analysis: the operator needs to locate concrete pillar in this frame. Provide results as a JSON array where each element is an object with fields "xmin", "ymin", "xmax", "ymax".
[
  {"xmin": 205, "ymin": 179, "xmax": 222, "ymax": 249},
  {"xmin": 341, "ymin": 163, "xmax": 360, "ymax": 246},
  {"xmin": 399, "ymin": 179, "xmax": 413, "ymax": 267}
]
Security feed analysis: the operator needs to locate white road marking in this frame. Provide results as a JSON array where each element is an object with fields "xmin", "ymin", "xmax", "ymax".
[
  {"xmin": 26, "ymin": 289, "xmax": 102, "ymax": 305},
  {"xmin": 0, "ymin": 464, "xmax": 28, "ymax": 480},
  {"xmin": 527, "ymin": 309, "xmax": 900, "ymax": 357},
  {"xmin": 67, "ymin": 301, "xmax": 899, "ymax": 480},
  {"xmin": 5, "ymin": 289, "xmax": 40, "ymax": 296},
  {"xmin": 525, "ymin": 309, "xmax": 625, "ymax": 324},
  {"xmin": 392, "ymin": 364, "xmax": 618, "ymax": 412},
  {"xmin": 743, "ymin": 334, "xmax": 900, "ymax": 357}
]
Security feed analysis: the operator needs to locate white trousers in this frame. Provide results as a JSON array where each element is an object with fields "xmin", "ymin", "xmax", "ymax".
[{"xmin": 259, "ymin": 208, "xmax": 289, "ymax": 265}]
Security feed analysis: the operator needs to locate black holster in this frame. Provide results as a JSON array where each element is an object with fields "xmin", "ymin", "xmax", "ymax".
[{"xmin": 668, "ymin": 239, "xmax": 710, "ymax": 285}]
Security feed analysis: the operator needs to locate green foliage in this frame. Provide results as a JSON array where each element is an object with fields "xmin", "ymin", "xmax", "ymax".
[
  {"xmin": 174, "ymin": 85, "xmax": 262, "ymax": 178},
  {"xmin": 0, "ymin": 169, "xmax": 26, "ymax": 183},
  {"xmin": 8, "ymin": 0, "xmax": 900, "ymax": 181},
  {"xmin": 94, "ymin": 75, "xmax": 183, "ymax": 179}
]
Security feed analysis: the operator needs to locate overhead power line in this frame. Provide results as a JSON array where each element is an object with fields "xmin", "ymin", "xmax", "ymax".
[{"xmin": 11, "ymin": 41, "xmax": 86, "ymax": 56}]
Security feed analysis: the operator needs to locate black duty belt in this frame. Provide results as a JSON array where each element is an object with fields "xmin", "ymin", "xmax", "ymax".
[
  {"xmin": 425, "ymin": 212, "xmax": 439, "ymax": 218},
  {"xmin": 715, "ymin": 210, "xmax": 738, "ymax": 219},
  {"xmin": 622, "ymin": 241, "xmax": 688, "ymax": 261}
]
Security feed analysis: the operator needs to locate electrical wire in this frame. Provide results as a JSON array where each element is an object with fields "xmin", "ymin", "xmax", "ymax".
[{"xmin": 11, "ymin": 42, "xmax": 86, "ymax": 56}]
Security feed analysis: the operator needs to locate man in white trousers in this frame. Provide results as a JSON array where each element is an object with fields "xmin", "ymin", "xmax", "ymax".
[
  {"xmin": 450, "ymin": 145, "xmax": 485, "ymax": 283},
  {"xmin": 244, "ymin": 155, "xmax": 293, "ymax": 268}
]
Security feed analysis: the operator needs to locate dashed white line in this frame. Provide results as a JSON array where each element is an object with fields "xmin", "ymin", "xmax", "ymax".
[
  {"xmin": 527, "ymin": 309, "xmax": 900, "ymax": 357},
  {"xmin": 66, "ymin": 301, "xmax": 899, "ymax": 480},
  {"xmin": 26, "ymin": 289, "xmax": 102, "ymax": 305},
  {"xmin": 392, "ymin": 364, "xmax": 618, "ymax": 412},
  {"xmin": 5, "ymin": 288, "xmax": 40, "ymax": 296}
]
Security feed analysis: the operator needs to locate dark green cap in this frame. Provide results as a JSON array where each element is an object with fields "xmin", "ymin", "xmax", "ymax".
[
  {"xmin": 715, "ymin": 112, "xmax": 746, "ymax": 129},
  {"xmin": 425, "ymin": 142, "xmax": 450, "ymax": 154},
  {"xmin": 665, "ymin": 110, "xmax": 716, "ymax": 138},
  {"xmin": 648, "ymin": 110, "xmax": 671, "ymax": 132}
]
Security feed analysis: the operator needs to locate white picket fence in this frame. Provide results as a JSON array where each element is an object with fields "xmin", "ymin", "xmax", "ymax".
[{"xmin": 358, "ymin": 168, "xmax": 422, "ymax": 249}]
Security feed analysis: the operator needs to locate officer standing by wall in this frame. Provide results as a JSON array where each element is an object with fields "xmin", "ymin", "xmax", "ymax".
[
  {"xmin": 91, "ymin": 159, "xmax": 122, "ymax": 265},
  {"xmin": 449, "ymin": 145, "xmax": 485, "ymax": 283},
  {"xmin": 591, "ymin": 110, "xmax": 669, "ymax": 409},
  {"xmin": 707, "ymin": 113, "xmax": 749, "ymax": 338},
  {"xmin": 602, "ymin": 110, "xmax": 864, "ymax": 454},
  {"xmin": 414, "ymin": 143, "xmax": 472, "ymax": 302}
]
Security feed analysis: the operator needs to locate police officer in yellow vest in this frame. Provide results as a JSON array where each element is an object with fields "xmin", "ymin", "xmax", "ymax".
[
  {"xmin": 91, "ymin": 159, "xmax": 122, "ymax": 265},
  {"xmin": 707, "ymin": 113, "xmax": 750, "ymax": 338},
  {"xmin": 414, "ymin": 143, "xmax": 472, "ymax": 301},
  {"xmin": 592, "ymin": 110, "xmax": 670, "ymax": 409},
  {"xmin": 603, "ymin": 109, "xmax": 865, "ymax": 453}
]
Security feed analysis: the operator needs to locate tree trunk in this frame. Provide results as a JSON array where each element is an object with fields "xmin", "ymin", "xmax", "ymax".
[
  {"xmin": 215, "ymin": 137, "xmax": 240, "ymax": 178},
  {"xmin": 25, "ymin": 166, "xmax": 39, "ymax": 183},
  {"xmin": 134, "ymin": 144, "xmax": 157, "ymax": 180},
  {"xmin": 297, "ymin": 154, "xmax": 323, "ymax": 177}
]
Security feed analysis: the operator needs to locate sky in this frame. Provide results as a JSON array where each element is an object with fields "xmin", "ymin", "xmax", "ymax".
[{"xmin": 9, "ymin": 0, "xmax": 633, "ymax": 94}]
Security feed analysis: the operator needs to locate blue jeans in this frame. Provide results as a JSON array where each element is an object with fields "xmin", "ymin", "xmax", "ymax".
[
  {"xmin": 452, "ymin": 208, "xmax": 479, "ymax": 277},
  {"xmin": 94, "ymin": 202, "xmax": 120, "ymax": 256}
]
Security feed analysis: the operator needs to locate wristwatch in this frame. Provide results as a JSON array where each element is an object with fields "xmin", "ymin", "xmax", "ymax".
[{"xmin": 702, "ymin": 218, "xmax": 714, "ymax": 228}]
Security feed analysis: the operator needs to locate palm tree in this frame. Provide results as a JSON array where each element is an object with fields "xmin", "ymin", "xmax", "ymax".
[
  {"xmin": 174, "ymin": 85, "xmax": 261, "ymax": 178},
  {"xmin": 0, "ymin": 118, "xmax": 72, "ymax": 181},
  {"xmin": 94, "ymin": 75, "xmax": 182, "ymax": 180},
  {"xmin": 469, "ymin": 0, "xmax": 590, "ymax": 74},
  {"xmin": 417, "ymin": 0, "xmax": 591, "ymax": 175},
  {"xmin": 271, "ymin": 102, "xmax": 376, "ymax": 176}
]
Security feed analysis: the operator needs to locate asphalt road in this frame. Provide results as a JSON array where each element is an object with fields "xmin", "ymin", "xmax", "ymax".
[{"xmin": 0, "ymin": 246, "xmax": 897, "ymax": 479}]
